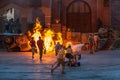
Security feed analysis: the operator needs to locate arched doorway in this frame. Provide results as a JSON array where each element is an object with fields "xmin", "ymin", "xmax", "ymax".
[{"xmin": 66, "ymin": 0, "xmax": 91, "ymax": 33}]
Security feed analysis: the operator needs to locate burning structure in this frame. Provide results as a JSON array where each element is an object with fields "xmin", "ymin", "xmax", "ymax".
[{"xmin": 6, "ymin": 17, "xmax": 63, "ymax": 53}]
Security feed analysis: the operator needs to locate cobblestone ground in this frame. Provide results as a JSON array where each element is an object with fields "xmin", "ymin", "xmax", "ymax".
[{"xmin": 0, "ymin": 50, "xmax": 120, "ymax": 80}]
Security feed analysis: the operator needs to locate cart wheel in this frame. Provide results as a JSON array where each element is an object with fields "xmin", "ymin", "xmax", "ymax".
[{"xmin": 4, "ymin": 36, "xmax": 14, "ymax": 45}]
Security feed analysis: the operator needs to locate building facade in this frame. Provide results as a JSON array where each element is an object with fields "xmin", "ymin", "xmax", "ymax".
[{"xmin": 0, "ymin": 0, "xmax": 119, "ymax": 34}]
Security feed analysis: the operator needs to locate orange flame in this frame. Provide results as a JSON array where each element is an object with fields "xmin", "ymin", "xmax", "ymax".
[
  {"xmin": 44, "ymin": 29, "xmax": 55, "ymax": 52},
  {"xmin": 56, "ymin": 32, "xmax": 63, "ymax": 45},
  {"xmin": 32, "ymin": 17, "xmax": 42, "ymax": 41},
  {"xmin": 30, "ymin": 17, "xmax": 63, "ymax": 53}
]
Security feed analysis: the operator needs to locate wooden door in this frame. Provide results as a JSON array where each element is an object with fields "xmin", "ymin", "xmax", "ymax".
[{"xmin": 67, "ymin": 1, "xmax": 91, "ymax": 33}]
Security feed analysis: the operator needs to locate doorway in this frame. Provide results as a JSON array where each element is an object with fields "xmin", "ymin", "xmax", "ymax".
[{"xmin": 67, "ymin": 0, "xmax": 91, "ymax": 33}]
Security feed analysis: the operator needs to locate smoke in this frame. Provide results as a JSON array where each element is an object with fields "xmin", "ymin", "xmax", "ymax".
[{"xmin": 72, "ymin": 44, "xmax": 84, "ymax": 54}]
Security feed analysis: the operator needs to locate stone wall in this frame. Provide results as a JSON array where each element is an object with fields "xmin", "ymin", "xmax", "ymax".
[
  {"xmin": 97, "ymin": 0, "xmax": 110, "ymax": 27},
  {"xmin": 111, "ymin": 0, "xmax": 120, "ymax": 31}
]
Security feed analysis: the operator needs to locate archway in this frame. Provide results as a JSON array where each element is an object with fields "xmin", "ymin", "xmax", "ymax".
[{"xmin": 66, "ymin": 0, "xmax": 91, "ymax": 33}]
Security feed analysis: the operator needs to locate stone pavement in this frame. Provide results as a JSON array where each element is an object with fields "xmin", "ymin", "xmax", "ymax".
[{"xmin": 0, "ymin": 50, "xmax": 120, "ymax": 80}]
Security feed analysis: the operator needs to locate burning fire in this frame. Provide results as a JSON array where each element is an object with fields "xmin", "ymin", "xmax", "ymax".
[
  {"xmin": 44, "ymin": 29, "xmax": 55, "ymax": 52},
  {"xmin": 32, "ymin": 18, "xmax": 42, "ymax": 41},
  {"xmin": 29, "ymin": 17, "xmax": 63, "ymax": 53},
  {"xmin": 56, "ymin": 32, "xmax": 63, "ymax": 44}
]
